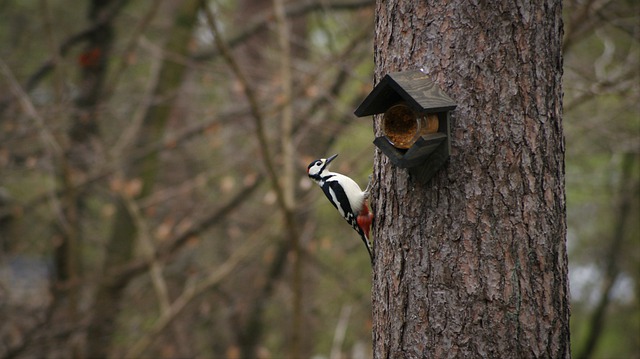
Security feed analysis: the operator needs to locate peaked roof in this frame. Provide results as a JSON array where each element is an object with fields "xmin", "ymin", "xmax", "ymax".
[{"xmin": 354, "ymin": 70, "xmax": 457, "ymax": 117}]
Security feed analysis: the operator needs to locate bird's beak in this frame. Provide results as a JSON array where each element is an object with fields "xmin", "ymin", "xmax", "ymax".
[{"xmin": 326, "ymin": 153, "xmax": 338, "ymax": 165}]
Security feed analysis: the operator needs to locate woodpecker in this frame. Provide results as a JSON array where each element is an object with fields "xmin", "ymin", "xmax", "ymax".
[{"xmin": 307, "ymin": 154, "xmax": 374, "ymax": 264}]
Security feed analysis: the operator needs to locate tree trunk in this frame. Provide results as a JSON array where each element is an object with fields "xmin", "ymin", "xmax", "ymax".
[
  {"xmin": 576, "ymin": 152, "xmax": 637, "ymax": 359},
  {"xmin": 371, "ymin": 1, "xmax": 570, "ymax": 358},
  {"xmin": 51, "ymin": 1, "xmax": 116, "ymax": 357},
  {"xmin": 85, "ymin": 1, "xmax": 201, "ymax": 357}
]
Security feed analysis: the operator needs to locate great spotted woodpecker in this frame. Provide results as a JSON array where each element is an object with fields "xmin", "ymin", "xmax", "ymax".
[{"xmin": 307, "ymin": 154, "xmax": 374, "ymax": 264}]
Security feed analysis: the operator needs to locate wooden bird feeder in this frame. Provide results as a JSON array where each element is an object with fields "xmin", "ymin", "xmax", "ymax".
[{"xmin": 354, "ymin": 70, "xmax": 457, "ymax": 184}]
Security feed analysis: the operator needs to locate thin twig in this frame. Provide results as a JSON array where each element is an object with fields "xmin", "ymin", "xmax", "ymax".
[
  {"xmin": 0, "ymin": 23, "xmax": 371, "ymax": 222},
  {"xmin": 109, "ymin": 177, "xmax": 263, "ymax": 281},
  {"xmin": 330, "ymin": 305, "xmax": 352, "ymax": 359},
  {"xmin": 120, "ymin": 192, "xmax": 171, "ymax": 314},
  {"xmin": 0, "ymin": 59, "xmax": 64, "ymax": 157},
  {"xmin": 273, "ymin": 0, "xmax": 303, "ymax": 357},
  {"xmin": 102, "ymin": 1, "xmax": 162, "ymax": 101},
  {"xmin": 0, "ymin": 57, "xmax": 70, "ymax": 233},
  {"xmin": 123, "ymin": 224, "xmax": 267, "ymax": 358},
  {"xmin": 202, "ymin": 2, "xmax": 299, "ymax": 240},
  {"xmin": 192, "ymin": 0, "xmax": 374, "ymax": 61},
  {"xmin": 30, "ymin": 0, "xmax": 129, "ymax": 90}
]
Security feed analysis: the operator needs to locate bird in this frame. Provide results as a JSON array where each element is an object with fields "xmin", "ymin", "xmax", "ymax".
[{"xmin": 307, "ymin": 154, "xmax": 374, "ymax": 264}]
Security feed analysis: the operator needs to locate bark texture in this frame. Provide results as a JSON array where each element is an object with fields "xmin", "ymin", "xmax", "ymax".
[{"xmin": 371, "ymin": 1, "xmax": 569, "ymax": 358}]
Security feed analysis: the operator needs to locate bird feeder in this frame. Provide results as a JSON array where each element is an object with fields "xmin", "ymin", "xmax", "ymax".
[{"xmin": 354, "ymin": 70, "xmax": 457, "ymax": 184}]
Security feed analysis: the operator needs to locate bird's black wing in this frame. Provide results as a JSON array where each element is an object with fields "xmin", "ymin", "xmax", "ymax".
[{"xmin": 323, "ymin": 178, "xmax": 356, "ymax": 225}]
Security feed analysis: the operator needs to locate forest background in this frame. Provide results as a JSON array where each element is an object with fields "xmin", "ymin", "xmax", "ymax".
[{"xmin": 0, "ymin": 0, "xmax": 638, "ymax": 358}]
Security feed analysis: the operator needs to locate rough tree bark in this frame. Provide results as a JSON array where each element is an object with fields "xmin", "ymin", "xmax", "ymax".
[{"xmin": 370, "ymin": 1, "xmax": 570, "ymax": 358}]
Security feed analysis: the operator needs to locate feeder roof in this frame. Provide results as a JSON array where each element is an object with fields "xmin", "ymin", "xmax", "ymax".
[{"xmin": 354, "ymin": 70, "xmax": 457, "ymax": 117}]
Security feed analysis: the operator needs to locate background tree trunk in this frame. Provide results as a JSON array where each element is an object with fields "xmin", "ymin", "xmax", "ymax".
[
  {"xmin": 370, "ymin": 1, "xmax": 570, "ymax": 358},
  {"xmin": 85, "ymin": 0, "xmax": 201, "ymax": 357},
  {"xmin": 51, "ymin": 1, "xmax": 116, "ymax": 356}
]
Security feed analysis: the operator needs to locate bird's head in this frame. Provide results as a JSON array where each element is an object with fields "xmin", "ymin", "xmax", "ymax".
[{"xmin": 307, "ymin": 153, "xmax": 338, "ymax": 179}]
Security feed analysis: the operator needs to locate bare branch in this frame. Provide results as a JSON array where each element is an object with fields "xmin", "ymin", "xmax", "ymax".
[
  {"xmin": 201, "ymin": 2, "xmax": 299, "ymax": 240},
  {"xmin": 330, "ymin": 305, "xmax": 352, "ymax": 359},
  {"xmin": 120, "ymin": 193, "xmax": 171, "ymax": 313},
  {"xmin": 0, "ymin": 0, "xmax": 130, "ymax": 114},
  {"xmin": 272, "ymin": 0, "xmax": 304, "ymax": 356},
  {"xmin": 191, "ymin": 0, "xmax": 374, "ymax": 61},
  {"xmin": 123, "ymin": 223, "xmax": 268, "ymax": 358},
  {"xmin": 0, "ymin": 58, "xmax": 71, "ymax": 234},
  {"xmin": 102, "ymin": 1, "xmax": 162, "ymax": 101},
  {"xmin": 0, "ymin": 59, "xmax": 64, "ymax": 158},
  {"xmin": 109, "ymin": 177, "xmax": 263, "ymax": 282}
]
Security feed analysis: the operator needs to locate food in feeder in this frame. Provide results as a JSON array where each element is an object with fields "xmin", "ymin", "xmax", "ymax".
[
  {"xmin": 422, "ymin": 113, "xmax": 439, "ymax": 135},
  {"xmin": 382, "ymin": 103, "xmax": 419, "ymax": 149}
]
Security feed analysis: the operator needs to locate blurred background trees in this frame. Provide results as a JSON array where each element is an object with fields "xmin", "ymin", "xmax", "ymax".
[{"xmin": 0, "ymin": 0, "xmax": 637, "ymax": 358}]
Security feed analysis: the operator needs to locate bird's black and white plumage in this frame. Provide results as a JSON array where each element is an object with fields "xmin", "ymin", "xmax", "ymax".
[{"xmin": 307, "ymin": 154, "xmax": 374, "ymax": 263}]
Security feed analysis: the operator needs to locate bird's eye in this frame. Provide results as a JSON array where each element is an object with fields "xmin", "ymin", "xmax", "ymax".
[{"xmin": 315, "ymin": 161, "xmax": 321, "ymax": 166}]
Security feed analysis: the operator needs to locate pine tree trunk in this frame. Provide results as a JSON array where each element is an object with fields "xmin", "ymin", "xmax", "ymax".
[{"xmin": 370, "ymin": 1, "xmax": 570, "ymax": 358}]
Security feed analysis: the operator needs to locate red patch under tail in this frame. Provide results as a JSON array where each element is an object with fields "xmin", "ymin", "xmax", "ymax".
[{"xmin": 356, "ymin": 202, "xmax": 373, "ymax": 239}]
